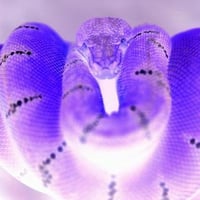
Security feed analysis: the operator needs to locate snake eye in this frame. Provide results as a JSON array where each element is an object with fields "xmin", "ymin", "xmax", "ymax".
[
  {"xmin": 120, "ymin": 38, "xmax": 126, "ymax": 44},
  {"xmin": 120, "ymin": 38, "xmax": 128, "ymax": 49}
]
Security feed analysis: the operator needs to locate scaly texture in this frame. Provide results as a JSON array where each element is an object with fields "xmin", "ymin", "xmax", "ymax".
[{"xmin": 0, "ymin": 18, "xmax": 200, "ymax": 200}]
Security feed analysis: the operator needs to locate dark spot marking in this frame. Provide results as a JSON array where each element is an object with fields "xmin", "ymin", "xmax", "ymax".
[
  {"xmin": 57, "ymin": 146, "xmax": 63, "ymax": 152},
  {"xmin": 196, "ymin": 142, "xmax": 200, "ymax": 149},
  {"xmin": 108, "ymin": 176, "xmax": 117, "ymax": 200},
  {"xmin": 143, "ymin": 30, "xmax": 159, "ymax": 34},
  {"xmin": 43, "ymin": 158, "xmax": 51, "ymax": 165},
  {"xmin": 130, "ymin": 105, "xmax": 136, "ymax": 111},
  {"xmin": 190, "ymin": 138, "xmax": 196, "ymax": 145},
  {"xmin": 6, "ymin": 94, "xmax": 42, "ymax": 117},
  {"xmin": 138, "ymin": 111, "xmax": 149, "ymax": 127},
  {"xmin": 0, "ymin": 50, "xmax": 32, "ymax": 66},
  {"xmin": 160, "ymin": 182, "xmax": 165, "ymax": 187},
  {"xmin": 160, "ymin": 182, "xmax": 170, "ymax": 200},
  {"xmin": 149, "ymin": 38, "xmax": 169, "ymax": 59},
  {"xmin": 62, "ymin": 141, "xmax": 67, "ymax": 146},
  {"xmin": 16, "ymin": 51, "xmax": 23, "ymax": 54},
  {"xmin": 135, "ymin": 69, "xmax": 153, "ymax": 76},
  {"xmin": 15, "ymin": 25, "xmax": 39, "ymax": 30},
  {"xmin": 50, "ymin": 153, "xmax": 56, "ymax": 159},
  {"xmin": 133, "ymin": 32, "xmax": 142, "ymax": 39},
  {"xmin": 130, "ymin": 107, "xmax": 150, "ymax": 138},
  {"xmin": 63, "ymin": 84, "xmax": 92, "ymax": 99},
  {"xmin": 133, "ymin": 30, "xmax": 159, "ymax": 39},
  {"xmin": 148, "ymin": 70, "xmax": 153, "ymax": 75},
  {"xmin": 26, "ymin": 51, "xmax": 32, "ymax": 56},
  {"xmin": 188, "ymin": 138, "xmax": 200, "ymax": 149},
  {"xmin": 38, "ymin": 164, "xmax": 52, "ymax": 187},
  {"xmin": 24, "ymin": 97, "xmax": 28, "ymax": 103},
  {"xmin": 81, "ymin": 113, "xmax": 104, "ymax": 143},
  {"xmin": 38, "ymin": 141, "xmax": 67, "ymax": 187},
  {"xmin": 64, "ymin": 58, "xmax": 84, "ymax": 72},
  {"xmin": 83, "ymin": 114, "xmax": 104, "ymax": 134},
  {"xmin": 140, "ymin": 69, "xmax": 146, "ymax": 75},
  {"xmin": 135, "ymin": 71, "xmax": 139, "ymax": 75},
  {"xmin": 17, "ymin": 100, "xmax": 22, "ymax": 106},
  {"xmin": 29, "ymin": 96, "xmax": 33, "ymax": 101}
]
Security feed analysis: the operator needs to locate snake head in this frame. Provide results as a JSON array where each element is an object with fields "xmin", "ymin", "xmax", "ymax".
[{"xmin": 76, "ymin": 17, "xmax": 132, "ymax": 79}]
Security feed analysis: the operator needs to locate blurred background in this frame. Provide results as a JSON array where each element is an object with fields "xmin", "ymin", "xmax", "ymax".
[{"xmin": 0, "ymin": 0, "xmax": 200, "ymax": 199}]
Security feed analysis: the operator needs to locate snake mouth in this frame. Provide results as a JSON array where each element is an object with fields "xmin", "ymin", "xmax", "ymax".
[{"xmin": 90, "ymin": 64, "xmax": 121, "ymax": 79}]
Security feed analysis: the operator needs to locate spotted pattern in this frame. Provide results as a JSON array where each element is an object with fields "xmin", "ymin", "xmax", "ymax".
[
  {"xmin": 150, "ymin": 38, "xmax": 169, "ymax": 58},
  {"xmin": 39, "ymin": 141, "xmax": 67, "ymax": 187},
  {"xmin": 62, "ymin": 84, "xmax": 92, "ymax": 99},
  {"xmin": 6, "ymin": 94, "xmax": 42, "ymax": 117},
  {"xmin": 160, "ymin": 182, "xmax": 170, "ymax": 200},
  {"xmin": 15, "ymin": 25, "xmax": 39, "ymax": 30},
  {"xmin": 107, "ymin": 176, "xmax": 117, "ymax": 200},
  {"xmin": 0, "ymin": 17, "xmax": 200, "ymax": 200},
  {"xmin": 133, "ymin": 30, "xmax": 159, "ymax": 39},
  {"xmin": 0, "ymin": 50, "xmax": 32, "ymax": 66}
]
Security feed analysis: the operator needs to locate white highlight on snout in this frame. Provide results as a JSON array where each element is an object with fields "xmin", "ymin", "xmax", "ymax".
[{"xmin": 97, "ymin": 78, "xmax": 119, "ymax": 115}]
